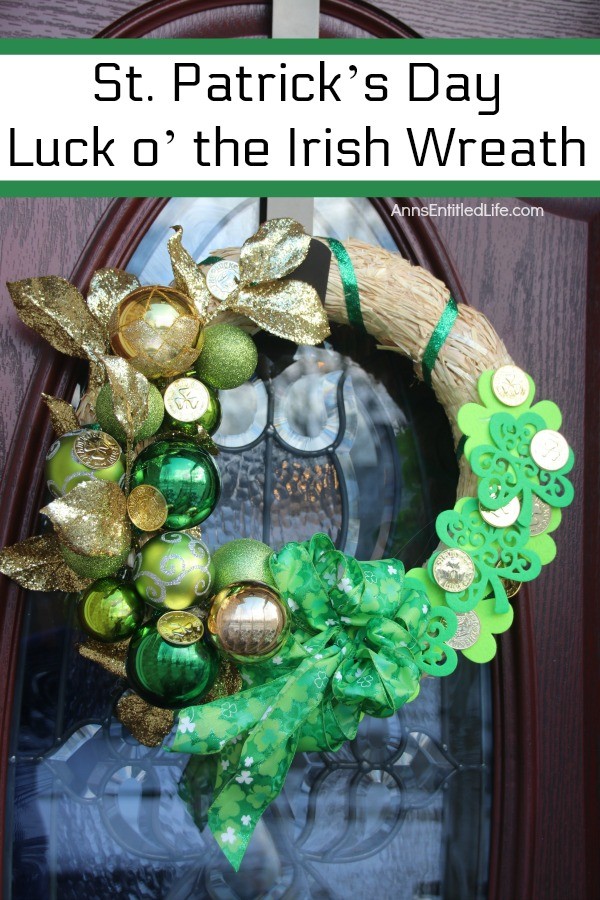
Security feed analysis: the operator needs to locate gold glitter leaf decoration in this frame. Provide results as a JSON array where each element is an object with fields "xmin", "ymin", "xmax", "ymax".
[
  {"xmin": 102, "ymin": 356, "xmax": 150, "ymax": 443},
  {"xmin": 87, "ymin": 268, "xmax": 141, "ymax": 334},
  {"xmin": 41, "ymin": 481, "xmax": 131, "ymax": 558},
  {"xmin": 41, "ymin": 394, "xmax": 80, "ymax": 436},
  {"xmin": 231, "ymin": 279, "xmax": 330, "ymax": 345},
  {"xmin": 116, "ymin": 693, "xmax": 175, "ymax": 747},
  {"xmin": 239, "ymin": 218, "xmax": 311, "ymax": 284},
  {"xmin": 7, "ymin": 276, "xmax": 106, "ymax": 361},
  {"xmin": 0, "ymin": 533, "xmax": 91, "ymax": 592},
  {"xmin": 168, "ymin": 225, "xmax": 215, "ymax": 321},
  {"xmin": 78, "ymin": 639, "xmax": 129, "ymax": 678}
]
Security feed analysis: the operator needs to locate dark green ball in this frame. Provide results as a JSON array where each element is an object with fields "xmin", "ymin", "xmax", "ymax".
[
  {"xmin": 95, "ymin": 382, "xmax": 164, "ymax": 444},
  {"xmin": 78, "ymin": 576, "xmax": 144, "ymax": 642},
  {"xmin": 195, "ymin": 324, "xmax": 257, "ymax": 390},
  {"xmin": 126, "ymin": 622, "xmax": 218, "ymax": 708},
  {"xmin": 212, "ymin": 539, "xmax": 275, "ymax": 592},
  {"xmin": 62, "ymin": 545, "xmax": 130, "ymax": 580}
]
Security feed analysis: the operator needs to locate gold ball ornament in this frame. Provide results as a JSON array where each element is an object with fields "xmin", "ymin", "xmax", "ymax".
[
  {"xmin": 108, "ymin": 285, "xmax": 204, "ymax": 380},
  {"xmin": 207, "ymin": 581, "xmax": 289, "ymax": 663}
]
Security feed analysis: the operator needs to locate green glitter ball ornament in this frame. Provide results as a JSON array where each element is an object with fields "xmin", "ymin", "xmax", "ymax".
[
  {"xmin": 133, "ymin": 531, "xmax": 214, "ymax": 611},
  {"xmin": 130, "ymin": 436, "xmax": 220, "ymax": 530},
  {"xmin": 212, "ymin": 539, "xmax": 276, "ymax": 593},
  {"xmin": 61, "ymin": 545, "xmax": 130, "ymax": 580},
  {"xmin": 77, "ymin": 576, "xmax": 144, "ymax": 642},
  {"xmin": 95, "ymin": 382, "xmax": 164, "ymax": 444},
  {"xmin": 45, "ymin": 429, "xmax": 125, "ymax": 498},
  {"xmin": 194, "ymin": 324, "xmax": 258, "ymax": 390},
  {"xmin": 126, "ymin": 621, "xmax": 218, "ymax": 708}
]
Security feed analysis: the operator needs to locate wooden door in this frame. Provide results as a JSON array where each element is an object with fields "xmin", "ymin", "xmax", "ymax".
[{"xmin": 0, "ymin": 3, "xmax": 597, "ymax": 898}]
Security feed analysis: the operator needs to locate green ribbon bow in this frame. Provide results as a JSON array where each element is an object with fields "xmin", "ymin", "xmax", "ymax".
[{"xmin": 172, "ymin": 534, "xmax": 457, "ymax": 870}]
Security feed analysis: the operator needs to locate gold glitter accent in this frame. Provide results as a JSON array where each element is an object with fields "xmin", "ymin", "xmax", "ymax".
[
  {"xmin": 103, "ymin": 356, "xmax": 150, "ymax": 444},
  {"xmin": 41, "ymin": 394, "xmax": 80, "ymax": 436},
  {"xmin": 239, "ymin": 217, "xmax": 311, "ymax": 283},
  {"xmin": 116, "ymin": 693, "xmax": 174, "ymax": 747},
  {"xmin": 78, "ymin": 638, "xmax": 129, "ymax": 678},
  {"xmin": 127, "ymin": 485, "xmax": 168, "ymax": 531},
  {"xmin": 168, "ymin": 225, "xmax": 216, "ymax": 321},
  {"xmin": 7, "ymin": 276, "xmax": 106, "ymax": 362},
  {"xmin": 74, "ymin": 430, "xmax": 121, "ymax": 469},
  {"xmin": 202, "ymin": 660, "xmax": 242, "ymax": 703},
  {"xmin": 86, "ymin": 268, "xmax": 141, "ymax": 336},
  {"xmin": 41, "ymin": 480, "xmax": 131, "ymax": 558},
  {"xmin": 0, "ymin": 533, "xmax": 91, "ymax": 592},
  {"xmin": 196, "ymin": 425, "xmax": 220, "ymax": 456},
  {"xmin": 157, "ymin": 610, "xmax": 204, "ymax": 645},
  {"xmin": 231, "ymin": 279, "xmax": 330, "ymax": 345}
]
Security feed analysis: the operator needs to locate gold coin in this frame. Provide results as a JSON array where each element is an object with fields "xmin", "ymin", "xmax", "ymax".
[
  {"xmin": 206, "ymin": 260, "xmax": 240, "ymax": 301},
  {"xmin": 127, "ymin": 485, "xmax": 168, "ymax": 531},
  {"xmin": 530, "ymin": 429, "xmax": 570, "ymax": 471},
  {"xmin": 447, "ymin": 611, "xmax": 481, "ymax": 650},
  {"xmin": 432, "ymin": 548, "xmax": 476, "ymax": 593},
  {"xmin": 530, "ymin": 496, "xmax": 552, "ymax": 536},
  {"xmin": 157, "ymin": 610, "xmax": 204, "ymax": 646},
  {"xmin": 479, "ymin": 496, "xmax": 521, "ymax": 528},
  {"xmin": 164, "ymin": 377, "xmax": 211, "ymax": 423},
  {"xmin": 500, "ymin": 576, "xmax": 521, "ymax": 599},
  {"xmin": 74, "ymin": 430, "xmax": 121, "ymax": 469},
  {"xmin": 491, "ymin": 365, "xmax": 530, "ymax": 407}
]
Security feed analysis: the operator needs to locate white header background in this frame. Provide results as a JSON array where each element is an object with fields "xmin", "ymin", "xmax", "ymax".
[{"xmin": 1, "ymin": 53, "xmax": 598, "ymax": 181}]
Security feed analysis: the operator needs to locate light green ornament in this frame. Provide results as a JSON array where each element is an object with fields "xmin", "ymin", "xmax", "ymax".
[
  {"xmin": 212, "ymin": 538, "xmax": 276, "ymax": 592},
  {"xmin": 194, "ymin": 324, "xmax": 258, "ymax": 390},
  {"xmin": 45, "ymin": 429, "xmax": 125, "ymax": 498},
  {"xmin": 61, "ymin": 545, "xmax": 130, "ymax": 580},
  {"xmin": 77, "ymin": 576, "xmax": 144, "ymax": 642},
  {"xmin": 133, "ymin": 531, "xmax": 214, "ymax": 611},
  {"xmin": 95, "ymin": 382, "xmax": 164, "ymax": 444}
]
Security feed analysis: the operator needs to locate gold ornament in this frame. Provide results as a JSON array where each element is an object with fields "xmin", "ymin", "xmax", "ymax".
[
  {"xmin": 109, "ymin": 285, "xmax": 203, "ymax": 380},
  {"xmin": 208, "ymin": 581, "xmax": 289, "ymax": 663},
  {"xmin": 127, "ymin": 484, "xmax": 168, "ymax": 532}
]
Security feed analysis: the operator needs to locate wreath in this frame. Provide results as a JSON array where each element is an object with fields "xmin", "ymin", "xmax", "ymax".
[{"xmin": 0, "ymin": 218, "xmax": 574, "ymax": 870}]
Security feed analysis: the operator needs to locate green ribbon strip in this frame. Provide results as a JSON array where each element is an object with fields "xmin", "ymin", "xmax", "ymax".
[
  {"xmin": 421, "ymin": 296, "xmax": 459, "ymax": 388},
  {"xmin": 200, "ymin": 255, "xmax": 223, "ymax": 266},
  {"xmin": 326, "ymin": 237, "xmax": 365, "ymax": 332},
  {"xmin": 172, "ymin": 533, "xmax": 457, "ymax": 870}
]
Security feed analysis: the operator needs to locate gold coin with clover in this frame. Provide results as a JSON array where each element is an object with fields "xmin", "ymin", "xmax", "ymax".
[{"xmin": 0, "ymin": 218, "xmax": 574, "ymax": 870}]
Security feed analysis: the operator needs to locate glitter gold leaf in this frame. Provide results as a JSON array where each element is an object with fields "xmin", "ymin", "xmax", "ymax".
[
  {"xmin": 78, "ymin": 639, "xmax": 128, "ymax": 677},
  {"xmin": 239, "ymin": 218, "xmax": 311, "ymax": 284},
  {"xmin": 41, "ymin": 481, "xmax": 131, "ymax": 558},
  {"xmin": 168, "ymin": 225, "xmax": 215, "ymax": 321},
  {"xmin": 41, "ymin": 394, "xmax": 80, "ymax": 436},
  {"xmin": 102, "ymin": 356, "xmax": 150, "ymax": 444},
  {"xmin": 116, "ymin": 693, "xmax": 175, "ymax": 747},
  {"xmin": 87, "ymin": 268, "xmax": 141, "ymax": 334},
  {"xmin": 7, "ymin": 276, "xmax": 106, "ymax": 361},
  {"xmin": 0, "ymin": 533, "xmax": 91, "ymax": 592},
  {"xmin": 231, "ymin": 279, "xmax": 330, "ymax": 345}
]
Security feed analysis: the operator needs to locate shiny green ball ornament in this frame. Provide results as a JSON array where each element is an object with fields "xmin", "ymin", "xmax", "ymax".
[
  {"xmin": 61, "ymin": 545, "xmax": 130, "ymax": 580},
  {"xmin": 212, "ymin": 539, "xmax": 276, "ymax": 593},
  {"xmin": 77, "ymin": 576, "xmax": 144, "ymax": 642},
  {"xmin": 45, "ymin": 429, "xmax": 125, "ymax": 498},
  {"xmin": 133, "ymin": 531, "xmax": 214, "ymax": 610},
  {"xmin": 163, "ymin": 377, "xmax": 222, "ymax": 435},
  {"xmin": 126, "ymin": 621, "xmax": 218, "ymax": 708},
  {"xmin": 208, "ymin": 581, "xmax": 289, "ymax": 664},
  {"xmin": 95, "ymin": 382, "xmax": 164, "ymax": 444},
  {"xmin": 194, "ymin": 324, "xmax": 258, "ymax": 390},
  {"xmin": 130, "ymin": 436, "xmax": 220, "ymax": 530}
]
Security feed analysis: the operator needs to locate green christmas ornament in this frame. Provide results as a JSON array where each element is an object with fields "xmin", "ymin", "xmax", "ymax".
[
  {"xmin": 130, "ymin": 436, "xmax": 220, "ymax": 530},
  {"xmin": 45, "ymin": 429, "xmax": 125, "ymax": 498},
  {"xmin": 77, "ymin": 576, "xmax": 144, "ymax": 642},
  {"xmin": 61, "ymin": 545, "xmax": 130, "ymax": 580},
  {"xmin": 133, "ymin": 531, "xmax": 214, "ymax": 610},
  {"xmin": 194, "ymin": 324, "xmax": 257, "ymax": 390},
  {"xmin": 126, "ymin": 621, "xmax": 218, "ymax": 708},
  {"xmin": 212, "ymin": 538, "xmax": 276, "ymax": 592},
  {"xmin": 163, "ymin": 376, "xmax": 222, "ymax": 435},
  {"xmin": 95, "ymin": 382, "xmax": 164, "ymax": 444}
]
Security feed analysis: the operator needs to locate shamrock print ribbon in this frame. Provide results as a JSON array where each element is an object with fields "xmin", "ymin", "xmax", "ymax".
[{"xmin": 172, "ymin": 534, "xmax": 457, "ymax": 869}]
